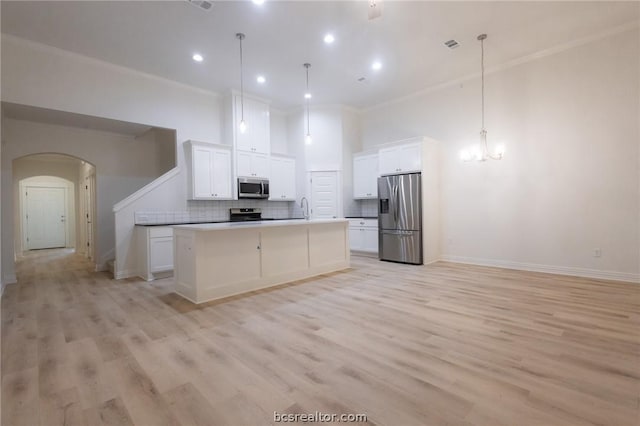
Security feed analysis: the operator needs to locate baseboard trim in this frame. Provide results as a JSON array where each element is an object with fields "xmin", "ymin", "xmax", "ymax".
[
  {"xmin": 114, "ymin": 269, "xmax": 137, "ymax": 280},
  {"xmin": 2, "ymin": 274, "xmax": 17, "ymax": 285},
  {"xmin": 440, "ymin": 255, "xmax": 640, "ymax": 284}
]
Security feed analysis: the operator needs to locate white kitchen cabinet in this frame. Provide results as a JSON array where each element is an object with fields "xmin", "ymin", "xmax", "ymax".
[
  {"xmin": 353, "ymin": 153, "xmax": 379, "ymax": 199},
  {"xmin": 187, "ymin": 141, "xmax": 233, "ymax": 200},
  {"xmin": 237, "ymin": 151, "xmax": 270, "ymax": 178},
  {"xmin": 348, "ymin": 218, "xmax": 378, "ymax": 253},
  {"xmin": 379, "ymin": 142, "xmax": 422, "ymax": 175},
  {"xmin": 234, "ymin": 95, "xmax": 270, "ymax": 154},
  {"xmin": 269, "ymin": 156, "xmax": 296, "ymax": 200},
  {"xmin": 137, "ymin": 226, "xmax": 174, "ymax": 281}
]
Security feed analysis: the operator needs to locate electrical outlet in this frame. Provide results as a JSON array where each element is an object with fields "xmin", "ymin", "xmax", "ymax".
[{"xmin": 593, "ymin": 248, "xmax": 602, "ymax": 258}]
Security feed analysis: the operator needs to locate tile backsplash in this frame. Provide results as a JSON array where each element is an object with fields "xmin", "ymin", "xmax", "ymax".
[
  {"xmin": 134, "ymin": 198, "xmax": 378, "ymax": 225},
  {"xmin": 361, "ymin": 199, "xmax": 378, "ymax": 217},
  {"xmin": 135, "ymin": 199, "xmax": 301, "ymax": 225}
]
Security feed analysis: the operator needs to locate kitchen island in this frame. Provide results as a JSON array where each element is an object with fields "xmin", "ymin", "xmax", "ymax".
[{"xmin": 172, "ymin": 219, "xmax": 350, "ymax": 303}]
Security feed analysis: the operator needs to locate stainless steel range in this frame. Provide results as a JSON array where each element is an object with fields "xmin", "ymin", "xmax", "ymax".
[{"xmin": 229, "ymin": 208, "xmax": 263, "ymax": 222}]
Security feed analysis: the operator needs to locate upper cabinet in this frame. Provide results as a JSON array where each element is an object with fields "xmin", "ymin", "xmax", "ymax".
[
  {"xmin": 237, "ymin": 151, "xmax": 270, "ymax": 178},
  {"xmin": 233, "ymin": 95, "xmax": 270, "ymax": 154},
  {"xmin": 378, "ymin": 142, "xmax": 422, "ymax": 176},
  {"xmin": 186, "ymin": 141, "xmax": 233, "ymax": 200},
  {"xmin": 353, "ymin": 153, "xmax": 378, "ymax": 199},
  {"xmin": 269, "ymin": 156, "xmax": 296, "ymax": 200}
]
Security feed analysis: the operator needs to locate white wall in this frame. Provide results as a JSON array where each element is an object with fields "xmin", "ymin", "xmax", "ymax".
[
  {"xmin": 270, "ymin": 109, "xmax": 289, "ymax": 155},
  {"xmin": 1, "ymin": 34, "xmax": 223, "ymax": 280},
  {"xmin": 361, "ymin": 29, "xmax": 640, "ymax": 281}
]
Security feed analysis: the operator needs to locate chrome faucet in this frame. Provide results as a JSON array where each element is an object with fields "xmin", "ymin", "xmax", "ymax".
[{"xmin": 300, "ymin": 197, "xmax": 310, "ymax": 220}]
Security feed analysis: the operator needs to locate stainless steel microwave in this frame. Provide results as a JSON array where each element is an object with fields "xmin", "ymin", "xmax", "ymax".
[{"xmin": 238, "ymin": 177, "xmax": 270, "ymax": 199}]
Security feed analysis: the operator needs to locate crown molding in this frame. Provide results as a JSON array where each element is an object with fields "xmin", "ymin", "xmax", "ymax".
[{"xmin": 2, "ymin": 34, "xmax": 222, "ymax": 98}]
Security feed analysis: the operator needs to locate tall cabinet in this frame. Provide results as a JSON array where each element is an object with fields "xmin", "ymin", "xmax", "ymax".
[{"xmin": 229, "ymin": 94, "xmax": 272, "ymax": 180}]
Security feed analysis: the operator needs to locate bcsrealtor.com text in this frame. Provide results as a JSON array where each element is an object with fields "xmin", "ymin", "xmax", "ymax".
[{"xmin": 274, "ymin": 411, "xmax": 368, "ymax": 423}]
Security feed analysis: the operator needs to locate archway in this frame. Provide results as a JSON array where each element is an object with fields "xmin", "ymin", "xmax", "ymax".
[{"xmin": 13, "ymin": 153, "xmax": 97, "ymax": 260}]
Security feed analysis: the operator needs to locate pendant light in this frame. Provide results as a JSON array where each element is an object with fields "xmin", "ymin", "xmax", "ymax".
[
  {"xmin": 460, "ymin": 34, "xmax": 505, "ymax": 162},
  {"xmin": 236, "ymin": 32, "xmax": 247, "ymax": 134},
  {"xmin": 304, "ymin": 63, "xmax": 312, "ymax": 145}
]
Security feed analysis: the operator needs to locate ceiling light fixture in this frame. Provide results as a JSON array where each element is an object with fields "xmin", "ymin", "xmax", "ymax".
[
  {"xmin": 252, "ymin": 0, "xmax": 265, "ymax": 5},
  {"xmin": 192, "ymin": 53, "xmax": 204, "ymax": 62},
  {"xmin": 236, "ymin": 33, "xmax": 247, "ymax": 134},
  {"xmin": 323, "ymin": 33, "xmax": 335, "ymax": 44},
  {"xmin": 256, "ymin": 75, "xmax": 266, "ymax": 84},
  {"xmin": 304, "ymin": 63, "xmax": 312, "ymax": 145},
  {"xmin": 460, "ymin": 34, "xmax": 504, "ymax": 162},
  {"xmin": 371, "ymin": 61, "xmax": 382, "ymax": 71}
]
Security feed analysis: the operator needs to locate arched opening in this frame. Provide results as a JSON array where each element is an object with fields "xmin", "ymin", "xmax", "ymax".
[{"xmin": 13, "ymin": 154, "xmax": 97, "ymax": 261}]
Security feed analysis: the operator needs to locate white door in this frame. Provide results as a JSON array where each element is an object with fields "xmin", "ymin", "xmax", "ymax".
[
  {"xmin": 85, "ymin": 175, "xmax": 95, "ymax": 259},
  {"xmin": 310, "ymin": 171, "xmax": 338, "ymax": 219},
  {"xmin": 26, "ymin": 186, "xmax": 66, "ymax": 250}
]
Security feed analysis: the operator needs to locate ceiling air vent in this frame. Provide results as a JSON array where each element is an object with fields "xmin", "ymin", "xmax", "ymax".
[
  {"xmin": 444, "ymin": 39, "xmax": 460, "ymax": 49},
  {"xmin": 187, "ymin": 0, "xmax": 214, "ymax": 11}
]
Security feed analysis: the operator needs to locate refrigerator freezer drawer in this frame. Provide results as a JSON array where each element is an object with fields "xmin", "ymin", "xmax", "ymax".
[{"xmin": 378, "ymin": 230, "xmax": 423, "ymax": 265}]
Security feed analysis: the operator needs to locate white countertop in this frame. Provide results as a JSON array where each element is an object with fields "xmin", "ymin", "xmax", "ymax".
[{"xmin": 173, "ymin": 218, "xmax": 348, "ymax": 231}]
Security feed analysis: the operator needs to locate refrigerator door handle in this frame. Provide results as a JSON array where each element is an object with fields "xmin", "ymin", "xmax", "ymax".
[{"xmin": 393, "ymin": 186, "xmax": 398, "ymax": 224}]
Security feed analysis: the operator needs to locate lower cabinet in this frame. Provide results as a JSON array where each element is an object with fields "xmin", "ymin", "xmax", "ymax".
[
  {"xmin": 137, "ymin": 226, "xmax": 174, "ymax": 281},
  {"xmin": 348, "ymin": 219, "xmax": 378, "ymax": 253}
]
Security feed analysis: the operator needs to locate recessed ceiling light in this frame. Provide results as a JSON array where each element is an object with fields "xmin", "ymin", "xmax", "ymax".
[
  {"xmin": 252, "ymin": 0, "xmax": 265, "ymax": 5},
  {"xmin": 256, "ymin": 75, "xmax": 266, "ymax": 84},
  {"xmin": 371, "ymin": 61, "xmax": 382, "ymax": 71},
  {"xmin": 304, "ymin": 93, "xmax": 312, "ymax": 99},
  {"xmin": 192, "ymin": 53, "xmax": 204, "ymax": 62},
  {"xmin": 324, "ymin": 33, "xmax": 335, "ymax": 44}
]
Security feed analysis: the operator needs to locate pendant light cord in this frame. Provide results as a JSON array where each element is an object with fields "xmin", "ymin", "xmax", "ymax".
[
  {"xmin": 306, "ymin": 65, "xmax": 310, "ymax": 134},
  {"xmin": 237, "ymin": 33, "xmax": 245, "ymax": 122},
  {"xmin": 480, "ymin": 35, "xmax": 485, "ymax": 132}
]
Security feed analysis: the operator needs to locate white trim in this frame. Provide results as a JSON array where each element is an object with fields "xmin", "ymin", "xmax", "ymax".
[
  {"xmin": 2, "ymin": 274, "xmax": 18, "ymax": 286},
  {"xmin": 440, "ymin": 255, "xmax": 640, "ymax": 284},
  {"xmin": 364, "ymin": 21, "xmax": 640, "ymax": 112},
  {"xmin": 114, "ymin": 269, "xmax": 137, "ymax": 280},
  {"xmin": 3, "ymin": 34, "xmax": 221, "ymax": 98},
  {"xmin": 112, "ymin": 167, "xmax": 181, "ymax": 212}
]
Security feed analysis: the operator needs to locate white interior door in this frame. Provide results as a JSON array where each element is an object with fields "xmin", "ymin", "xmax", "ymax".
[
  {"xmin": 310, "ymin": 171, "xmax": 338, "ymax": 219},
  {"xmin": 26, "ymin": 186, "xmax": 66, "ymax": 250}
]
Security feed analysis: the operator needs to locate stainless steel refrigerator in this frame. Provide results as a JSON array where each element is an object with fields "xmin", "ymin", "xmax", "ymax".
[{"xmin": 378, "ymin": 173, "xmax": 423, "ymax": 264}]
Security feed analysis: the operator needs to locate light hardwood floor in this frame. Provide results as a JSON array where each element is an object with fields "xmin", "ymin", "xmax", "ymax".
[{"xmin": 2, "ymin": 249, "xmax": 639, "ymax": 425}]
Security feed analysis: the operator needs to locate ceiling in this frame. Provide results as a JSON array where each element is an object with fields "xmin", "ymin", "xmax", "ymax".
[{"xmin": 2, "ymin": 1, "xmax": 638, "ymax": 109}]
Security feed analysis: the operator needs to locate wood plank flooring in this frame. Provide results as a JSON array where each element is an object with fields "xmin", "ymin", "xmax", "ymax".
[{"xmin": 2, "ymin": 248, "xmax": 639, "ymax": 425}]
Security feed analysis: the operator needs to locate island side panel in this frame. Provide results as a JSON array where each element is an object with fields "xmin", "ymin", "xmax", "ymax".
[
  {"xmin": 308, "ymin": 222, "xmax": 350, "ymax": 269},
  {"xmin": 174, "ymin": 229, "xmax": 198, "ymax": 303}
]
